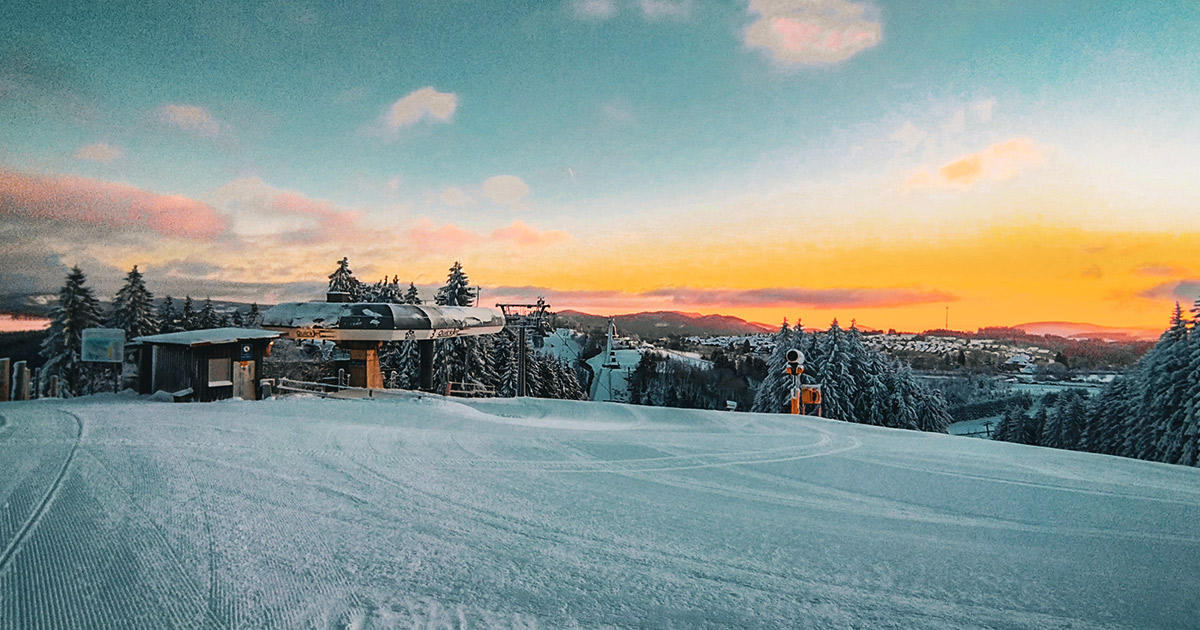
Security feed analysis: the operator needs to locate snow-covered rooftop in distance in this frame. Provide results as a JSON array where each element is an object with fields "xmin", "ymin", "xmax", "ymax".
[
  {"xmin": 261, "ymin": 302, "xmax": 506, "ymax": 341},
  {"xmin": 133, "ymin": 327, "xmax": 280, "ymax": 347}
]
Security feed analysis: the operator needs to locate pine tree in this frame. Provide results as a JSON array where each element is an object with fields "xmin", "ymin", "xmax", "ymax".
[
  {"xmin": 40, "ymin": 266, "xmax": 105, "ymax": 396},
  {"xmin": 493, "ymin": 331, "xmax": 520, "ymax": 397},
  {"xmin": 109, "ymin": 265, "xmax": 158, "ymax": 340},
  {"xmin": 230, "ymin": 309, "xmax": 244, "ymax": 327},
  {"xmin": 436, "ymin": 262, "xmax": 474, "ymax": 307},
  {"xmin": 813, "ymin": 320, "xmax": 855, "ymax": 422},
  {"xmin": 328, "ymin": 257, "xmax": 360, "ymax": 297},
  {"xmin": 199, "ymin": 298, "xmax": 218, "ymax": 329},
  {"xmin": 432, "ymin": 262, "xmax": 491, "ymax": 392},
  {"xmin": 247, "ymin": 303, "xmax": 261, "ymax": 327},
  {"xmin": 404, "ymin": 282, "xmax": 422, "ymax": 305},
  {"xmin": 181, "ymin": 296, "xmax": 198, "ymax": 330},
  {"xmin": 157, "ymin": 296, "xmax": 181, "ymax": 333},
  {"xmin": 751, "ymin": 320, "xmax": 797, "ymax": 413}
]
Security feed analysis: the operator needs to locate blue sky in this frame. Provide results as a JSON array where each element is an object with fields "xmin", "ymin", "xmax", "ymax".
[{"xmin": 2, "ymin": 0, "xmax": 1199, "ymax": 330}]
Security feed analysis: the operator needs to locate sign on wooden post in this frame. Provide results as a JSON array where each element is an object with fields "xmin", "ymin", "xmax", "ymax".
[{"xmin": 82, "ymin": 328, "xmax": 125, "ymax": 363}]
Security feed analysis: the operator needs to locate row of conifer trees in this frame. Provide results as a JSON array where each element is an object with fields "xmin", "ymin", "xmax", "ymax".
[
  {"xmin": 750, "ymin": 320, "xmax": 954, "ymax": 433},
  {"xmin": 995, "ymin": 302, "xmax": 1200, "ymax": 467},
  {"xmin": 39, "ymin": 265, "xmax": 262, "ymax": 396}
]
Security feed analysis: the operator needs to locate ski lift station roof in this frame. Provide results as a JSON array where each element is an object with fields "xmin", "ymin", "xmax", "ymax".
[
  {"xmin": 133, "ymin": 327, "xmax": 281, "ymax": 347},
  {"xmin": 261, "ymin": 302, "xmax": 506, "ymax": 341}
]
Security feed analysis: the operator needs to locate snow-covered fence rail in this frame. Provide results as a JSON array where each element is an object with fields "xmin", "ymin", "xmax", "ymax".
[
  {"xmin": 274, "ymin": 377, "xmax": 423, "ymax": 401},
  {"xmin": 445, "ymin": 381, "xmax": 495, "ymax": 398}
]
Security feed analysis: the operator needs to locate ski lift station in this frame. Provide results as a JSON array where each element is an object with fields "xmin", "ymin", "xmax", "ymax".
[{"xmin": 261, "ymin": 293, "xmax": 506, "ymax": 389}]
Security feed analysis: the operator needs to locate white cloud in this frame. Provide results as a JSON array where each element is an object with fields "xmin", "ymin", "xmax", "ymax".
[
  {"xmin": 888, "ymin": 121, "xmax": 924, "ymax": 152},
  {"xmin": 74, "ymin": 142, "xmax": 123, "ymax": 163},
  {"xmin": 155, "ymin": 104, "xmax": 224, "ymax": 136},
  {"xmin": 743, "ymin": 0, "xmax": 882, "ymax": 67},
  {"xmin": 439, "ymin": 187, "xmax": 472, "ymax": 207},
  {"xmin": 480, "ymin": 175, "xmax": 530, "ymax": 206},
  {"xmin": 570, "ymin": 0, "xmax": 616, "ymax": 19},
  {"xmin": 383, "ymin": 87, "xmax": 457, "ymax": 129},
  {"xmin": 972, "ymin": 98, "xmax": 996, "ymax": 123}
]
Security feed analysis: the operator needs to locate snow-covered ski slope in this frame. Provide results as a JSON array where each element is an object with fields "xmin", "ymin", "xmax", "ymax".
[{"xmin": 1, "ymin": 394, "xmax": 1198, "ymax": 629}]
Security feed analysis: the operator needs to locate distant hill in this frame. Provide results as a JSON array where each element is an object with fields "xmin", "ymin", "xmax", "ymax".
[
  {"xmin": 553, "ymin": 310, "xmax": 772, "ymax": 339},
  {"xmin": 1012, "ymin": 321, "xmax": 1161, "ymax": 342}
]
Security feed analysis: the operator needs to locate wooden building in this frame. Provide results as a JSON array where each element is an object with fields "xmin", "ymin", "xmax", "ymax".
[{"xmin": 133, "ymin": 328, "xmax": 280, "ymax": 402}]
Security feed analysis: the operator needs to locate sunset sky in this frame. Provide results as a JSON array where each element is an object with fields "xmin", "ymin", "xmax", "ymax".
[{"xmin": 2, "ymin": 1, "xmax": 1198, "ymax": 332}]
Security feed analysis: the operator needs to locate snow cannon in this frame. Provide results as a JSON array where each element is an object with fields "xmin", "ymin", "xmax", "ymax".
[
  {"xmin": 261, "ymin": 302, "xmax": 506, "ymax": 390},
  {"xmin": 784, "ymin": 349, "xmax": 805, "ymax": 415}
]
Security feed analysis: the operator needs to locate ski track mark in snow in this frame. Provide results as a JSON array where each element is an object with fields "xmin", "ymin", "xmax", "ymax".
[{"xmin": 0, "ymin": 409, "xmax": 81, "ymax": 576}]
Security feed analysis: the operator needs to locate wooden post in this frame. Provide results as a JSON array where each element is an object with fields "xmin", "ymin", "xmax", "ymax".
[
  {"xmin": 49, "ymin": 375, "xmax": 59, "ymax": 398},
  {"xmin": 259, "ymin": 381, "xmax": 272, "ymax": 400},
  {"xmin": 0, "ymin": 358, "xmax": 9, "ymax": 402},
  {"xmin": 32, "ymin": 368, "xmax": 40, "ymax": 398},
  {"xmin": 11, "ymin": 361, "xmax": 29, "ymax": 401}
]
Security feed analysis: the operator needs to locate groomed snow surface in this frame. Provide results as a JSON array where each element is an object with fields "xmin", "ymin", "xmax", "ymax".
[{"xmin": 1, "ymin": 395, "xmax": 1198, "ymax": 629}]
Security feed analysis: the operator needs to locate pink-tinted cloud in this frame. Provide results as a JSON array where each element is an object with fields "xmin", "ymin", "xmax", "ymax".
[
  {"xmin": 491, "ymin": 221, "xmax": 571, "ymax": 246},
  {"xmin": 405, "ymin": 219, "xmax": 572, "ymax": 252},
  {"xmin": 269, "ymin": 192, "xmax": 361, "ymax": 244},
  {"xmin": 208, "ymin": 177, "xmax": 361, "ymax": 245},
  {"xmin": 73, "ymin": 142, "xmax": 123, "ymax": 163},
  {"xmin": 407, "ymin": 218, "xmax": 481, "ymax": 252},
  {"xmin": 905, "ymin": 137, "xmax": 1044, "ymax": 190},
  {"xmin": 0, "ymin": 168, "xmax": 227, "ymax": 239},
  {"xmin": 744, "ymin": 0, "xmax": 882, "ymax": 66},
  {"xmin": 643, "ymin": 286, "xmax": 956, "ymax": 308},
  {"xmin": 488, "ymin": 285, "xmax": 953, "ymax": 310}
]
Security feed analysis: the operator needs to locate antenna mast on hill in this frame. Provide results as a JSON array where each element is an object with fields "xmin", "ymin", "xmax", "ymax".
[{"xmin": 497, "ymin": 298, "xmax": 551, "ymax": 397}]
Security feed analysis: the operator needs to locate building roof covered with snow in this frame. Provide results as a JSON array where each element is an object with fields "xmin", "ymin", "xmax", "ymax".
[
  {"xmin": 133, "ymin": 327, "xmax": 280, "ymax": 347},
  {"xmin": 260, "ymin": 302, "xmax": 505, "ymax": 341}
]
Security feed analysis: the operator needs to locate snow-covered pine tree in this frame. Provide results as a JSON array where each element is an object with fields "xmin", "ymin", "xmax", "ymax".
[
  {"xmin": 247, "ymin": 303, "xmax": 261, "ymax": 326},
  {"xmin": 492, "ymin": 331, "xmax": 519, "ymax": 397},
  {"xmin": 199, "ymin": 298, "xmax": 218, "ymax": 329},
  {"xmin": 157, "ymin": 296, "xmax": 182, "ymax": 333},
  {"xmin": 328, "ymin": 257, "xmax": 360, "ymax": 298},
  {"xmin": 856, "ymin": 353, "xmax": 892, "ymax": 426},
  {"xmin": 380, "ymin": 339, "xmax": 421, "ymax": 390},
  {"xmin": 230, "ymin": 309, "xmax": 244, "ymax": 327},
  {"xmin": 40, "ymin": 266, "xmax": 105, "ymax": 396},
  {"xmin": 109, "ymin": 265, "xmax": 158, "ymax": 340},
  {"xmin": 751, "ymin": 320, "xmax": 796, "ymax": 413},
  {"xmin": 181, "ymin": 296, "xmax": 198, "ymax": 330},
  {"xmin": 432, "ymin": 262, "xmax": 492, "ymax": 393},
  {"xmin": 813, "ymin": 319, "xmax": 856, "ymax": 423},
  {"xmin": 436, "ymin": 262, "xmax": 474, "ymax": 307},
  {"xmin": 403, "ymin": 282, "xmax": 422, "ymax": 305}
]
